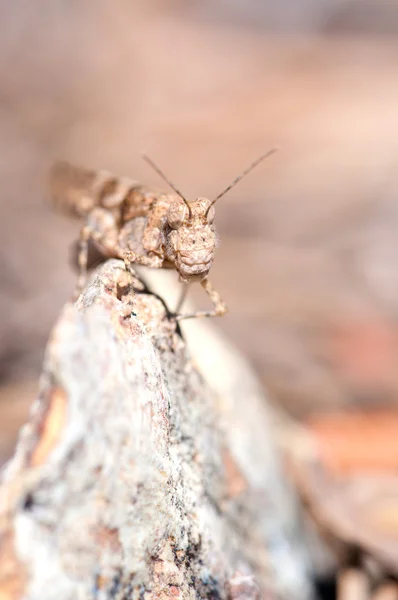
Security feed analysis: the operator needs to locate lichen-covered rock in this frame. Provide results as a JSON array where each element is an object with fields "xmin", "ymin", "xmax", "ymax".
[{"xmin": 0, "ymin": 260, "xmax": 312, "ymax": 600}]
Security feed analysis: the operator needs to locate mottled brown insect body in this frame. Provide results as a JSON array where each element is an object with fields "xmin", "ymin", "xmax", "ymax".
[{"xmin": 49, "ymin": 150, "xmax": 277, "ymax": 319}]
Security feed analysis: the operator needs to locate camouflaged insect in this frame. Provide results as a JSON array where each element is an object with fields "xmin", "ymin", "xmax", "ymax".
[{"xmin": 49, "ymin": 150, "xmax": 277, "ymax": 319}]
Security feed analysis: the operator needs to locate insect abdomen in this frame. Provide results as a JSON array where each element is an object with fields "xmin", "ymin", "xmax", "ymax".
[
  {"xmin": 49, "ymin": 161, "xmax": 143, "ymax": 219},
  {"xmin": 49, "ymin": 161, "xmax": 99, "ymax": 218}
]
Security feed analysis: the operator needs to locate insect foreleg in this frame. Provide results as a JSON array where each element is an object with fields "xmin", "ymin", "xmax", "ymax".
[
  {"xmin": 122, "ymin": 250, "xmax": 163, "ymax": 280},
  {"xmin": 175, "ymin": 278, "xmax": 228, "ymax": 321}
]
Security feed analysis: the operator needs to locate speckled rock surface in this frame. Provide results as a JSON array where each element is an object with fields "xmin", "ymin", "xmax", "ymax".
[{"xmin": 0, "ymin": 260, "xmax": 312, "ymax": 600}]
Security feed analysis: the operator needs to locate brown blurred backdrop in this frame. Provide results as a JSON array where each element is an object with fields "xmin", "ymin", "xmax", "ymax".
[{"xmin": 2, "ymin": 0, "xmax": 398, "ymax": 461}]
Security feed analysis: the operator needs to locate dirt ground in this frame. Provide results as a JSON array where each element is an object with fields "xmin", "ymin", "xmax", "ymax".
[{"xmin": 2, "ymin": 1, "xmax": 398, "ymax": 461}]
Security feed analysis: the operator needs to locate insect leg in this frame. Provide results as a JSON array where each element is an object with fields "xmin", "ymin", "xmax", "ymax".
[
  {"xmin": 122, "ymin": 250, "xmax": 163, "ymax": 275},
  {"xmin": 175, "ymin": 283, "xmax": 190, "ymax": 313},
  {"xmin": 75, "ymin": 223, "xmax": 114, "ymax": 298},
  {"xmin": 175, "ymin": 278, "xmax": 228, "ymax": 321},
  {"xmin": 75, "ymin": 208, "xmax": 120, "ymax": 298},
  {"xmin": 76, "ymin": 225, "xmax": 92, "ymax": 296}
]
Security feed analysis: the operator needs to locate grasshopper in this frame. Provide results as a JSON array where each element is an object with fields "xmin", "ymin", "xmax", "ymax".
[{"xmin": 49, "ymin": 149, "xmax": 277, "ymax": 320}]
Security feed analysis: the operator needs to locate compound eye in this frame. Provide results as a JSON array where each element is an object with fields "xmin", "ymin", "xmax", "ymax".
[
  {"xmin": 167, "ymin": 200, "xmax": 187, "ymax": 229},
  {"xmin": 206, "ymin": 204, "xmax": 215, "ymax": 224}
]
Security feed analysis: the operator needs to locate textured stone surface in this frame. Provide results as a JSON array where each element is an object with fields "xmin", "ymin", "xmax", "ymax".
[{"xmin": 0, "ymin": 260, "xmax": 312, "ymax": 600}]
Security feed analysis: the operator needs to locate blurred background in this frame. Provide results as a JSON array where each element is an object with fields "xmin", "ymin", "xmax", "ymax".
[{"xmin": 2, "ymin": 0, "xmax": 398, "ymax": 463}]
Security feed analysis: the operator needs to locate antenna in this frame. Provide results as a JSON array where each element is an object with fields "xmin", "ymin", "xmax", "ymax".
[
  {"xmin": 142, "ymin": 155, "xmax": 192, "ymax": 219},
  {"xmin": 206, "ymin": 146, "xmax": 279, "ymax": 216}
]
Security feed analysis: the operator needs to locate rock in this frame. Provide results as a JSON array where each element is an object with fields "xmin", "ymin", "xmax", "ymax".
[{"xmin": 0, "ymin": 259, "xmax": 312, "ymax": 600}]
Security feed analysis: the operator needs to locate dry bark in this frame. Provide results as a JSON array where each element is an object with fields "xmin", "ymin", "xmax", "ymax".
[{"xmin": 0, "ymin": 260, "xmax": 312, "ymax": 600}]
